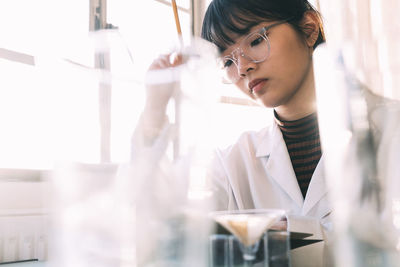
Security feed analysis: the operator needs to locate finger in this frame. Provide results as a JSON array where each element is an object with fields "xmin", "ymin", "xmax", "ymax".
[
  {"xmin": 148, "ymin": 52, "xmax": 183, "ymax": 71},
  {"xmin": 148, "ymin": 54, "xmax": 168, "ymax": 69},
  {"xmin": 169, "ymin": 52, "xmax": 183, "ymax": 67}
]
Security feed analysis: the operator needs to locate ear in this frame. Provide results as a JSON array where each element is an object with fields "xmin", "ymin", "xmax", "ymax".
[{"xmin": 301, "ymin": 11, "xmax": 320, "ymax": 48}]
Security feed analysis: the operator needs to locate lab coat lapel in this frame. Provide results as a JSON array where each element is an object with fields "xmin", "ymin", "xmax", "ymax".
[
  {"xmin": 257, "ymin": 122, "xmax": 304, "ymax": 209},
  {"xmin": 302, "ymin": 156, "xmax": 329, "ymax": 215}
]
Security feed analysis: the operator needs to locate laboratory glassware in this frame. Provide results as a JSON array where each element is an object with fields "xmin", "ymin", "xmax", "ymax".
[{"xmin": 210, "ymin": 209, "xmax": 286, "ymax": 267}]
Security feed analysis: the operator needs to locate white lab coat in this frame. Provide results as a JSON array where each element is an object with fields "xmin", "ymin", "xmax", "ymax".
[
  {"xmin": 131, "ymin": 87, "xmax": 399, "ymax": 266},
  {"xmin": 207, "ymin": 118, "xmax": 332, "ymax": 267},
  {"xmin": 131, "ymin": 110, "xmax": 332, "ymax": 267}
]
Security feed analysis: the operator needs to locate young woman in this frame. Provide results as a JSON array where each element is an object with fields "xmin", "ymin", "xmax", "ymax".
[
  {"xmin": 200, "ymin": 0, "xmax": 331, "ymax": 266},
  {"xmin": 201, "ymin": 0, "xmax": 327, "ymax": 214},
  {"xmin": 136, "ymin": 0, "xmax": 331, "ymax": 265}
]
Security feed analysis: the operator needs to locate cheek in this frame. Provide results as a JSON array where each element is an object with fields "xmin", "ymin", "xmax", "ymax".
[
  {"xmin": 269, "ymin": 40, "xmax": 310, "ymax": 82},
  {"xmin": 270, "ymin": 31, "xmax": 309, "ymax": 66},
  {"xmin": 287, "ymin": 36, "xmax": 311, "ymax": 68}
]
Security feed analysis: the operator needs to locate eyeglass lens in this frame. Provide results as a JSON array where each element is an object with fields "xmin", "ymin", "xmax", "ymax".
[{"xmin": 219, "ymin": 31, "xmax": 270, "ymax": 84}]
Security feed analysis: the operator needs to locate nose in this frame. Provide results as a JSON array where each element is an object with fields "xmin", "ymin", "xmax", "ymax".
[{"xmin": 237, "ymin": 54, "xmax": 256, "ymax": 78}]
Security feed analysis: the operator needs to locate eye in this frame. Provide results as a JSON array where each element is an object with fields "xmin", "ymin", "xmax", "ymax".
[
  {"xmin": 223, "ymin": 58, "xmax": 234, "ymax": 68},
  {"xmin": 250, "ymin": 36, "xmax": 264, "ymax": 47}
]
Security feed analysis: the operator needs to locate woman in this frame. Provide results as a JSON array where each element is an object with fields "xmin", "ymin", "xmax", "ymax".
[
  {"xmin": 199, "ymin": 1, "xmax": 331, "ymax": 266},
  {"xmin": 136, "ymin": 0, "xmax": 331, "ymax": 265}
]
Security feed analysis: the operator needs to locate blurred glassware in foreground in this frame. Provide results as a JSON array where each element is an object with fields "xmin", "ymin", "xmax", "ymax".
[
  {"xmin": 42, "ymin": 28, "xmax": 140, "ymax": 267},
  {"xmin": 209, "ymin": 231, "xmax": 290, "ymax": 267},
  {"xmin": 123, "ymin": 36, "xmax": 223, "ymax": 267},
  {"xmin": 314, "ymin": 46, "xmax": 400, "ymax": 267},
  {"xmin": 44, "ymin": 30, "xmax": 223, "ymax": 267},
  {"xmin": 48, "ymin": 162, "xmax": 122, "ymax": 267},
  {"xmin": 314, "ymin": 1, "xmax": 400, "ymax": 266},
  {"xmin": 35, "ymin": 29, "xmax": 140, "ymax": 165},
  {"xmin": 209, "ymin": 209, "xmax": 287, "ymax": 267}
]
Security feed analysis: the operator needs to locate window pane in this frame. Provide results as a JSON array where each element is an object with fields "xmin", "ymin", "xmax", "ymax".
[
  {"xmin": 0, "ymin": 0, "xmax": 270, "ymax": 169},
  {"xmin": 0, "ymin": 0, "xmax": 88, "ymax": 56},
  {"xmin": 0, "ymin": 0, "xmax": 92, "ymax": 169},
  {"xmin": 0, "ymin": 0, "xmax": 193, "ymax": 169},
  {"xmin": 108, "ymin": 0, "xmax": 191, "ymax": 71}
]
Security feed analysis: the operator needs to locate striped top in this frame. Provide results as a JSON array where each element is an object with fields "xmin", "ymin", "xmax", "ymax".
[{"xmin": 274, "ymin": 111, "xmax": 322, "ymax": 198}]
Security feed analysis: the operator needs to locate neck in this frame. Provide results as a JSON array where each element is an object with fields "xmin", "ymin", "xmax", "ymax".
[{"xmin": 275, "ymin": 62, "xmax": 316, "ymax": 121}]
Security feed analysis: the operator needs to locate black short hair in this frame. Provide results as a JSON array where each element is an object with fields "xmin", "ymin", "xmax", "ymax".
[{"xmin": 201, "ymin": 0, "xmax": 325, "ymax": 52}]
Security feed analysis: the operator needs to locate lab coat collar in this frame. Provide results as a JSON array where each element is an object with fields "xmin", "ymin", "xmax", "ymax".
[
  {"xmin": 255, "ymin": 121, "xmax": 330, "ymax": 215},
  {"xmin": 255, "ymin": 121, "xmax": 275, "ymax": 158},
  {"xmin": 302, "ymin": 155, "xmax": 328, "ymax": 215},
  {"xmin": 257, "ymin": 122, "xmax": 305, "ymax": 209}
]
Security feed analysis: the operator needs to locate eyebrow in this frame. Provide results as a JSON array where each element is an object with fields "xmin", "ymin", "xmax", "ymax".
[
  {"xmin": 219, "ymin": 22, "xmax": 260, "ymax": 53},
  {"xmin": 220, "ymin": 23, "xmax": 268, "ymax": 55},
  {"xmin": 219, "ymin": 27, "xmax": 255, "ymax": 54}
]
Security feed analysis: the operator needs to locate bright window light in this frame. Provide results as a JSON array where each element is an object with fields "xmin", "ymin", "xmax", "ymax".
[{"xmin": 0, "ymin": 0, "xmax": 270, "ymax": 170}]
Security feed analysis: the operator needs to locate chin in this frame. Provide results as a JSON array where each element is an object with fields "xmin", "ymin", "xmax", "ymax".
[
  {"xmin": 258, "ymin": 97, "xmax": 279, "ymax": 108},
  {"xmin": 258, "ymin": 91, "xmax": 287, "ymax": 109}
]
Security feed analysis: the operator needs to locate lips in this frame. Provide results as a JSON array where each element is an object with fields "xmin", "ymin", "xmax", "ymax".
[{"xmin": 248, "ymin": 79, "xmax": 268, "ymax": 94}]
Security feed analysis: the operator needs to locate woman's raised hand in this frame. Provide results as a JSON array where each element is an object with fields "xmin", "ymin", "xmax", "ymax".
[
  {"xmin": 142, "ymin": 52, "xmax": 184, "ymax": 133},
  {"xmin": 144, "ymin": 52, "xmax": 183, "ymax": 111}
]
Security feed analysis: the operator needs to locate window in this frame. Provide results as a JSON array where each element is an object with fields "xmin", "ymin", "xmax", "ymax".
[
  {"xmin": 0, "ymin": 1, "xmax": 192, "ymax": 170},
  {"xmin": 0, "ymin": 0, "xmax": 89, "ymax": 170},
  {"xmin": 0, "ymin": 0, "xmax": 269, "ymax": 173}
]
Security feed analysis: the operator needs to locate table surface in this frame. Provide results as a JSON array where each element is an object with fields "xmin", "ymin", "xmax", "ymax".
[{"xmin": 0, "ymin": 261, "xmax": 44, "ymax": 267}]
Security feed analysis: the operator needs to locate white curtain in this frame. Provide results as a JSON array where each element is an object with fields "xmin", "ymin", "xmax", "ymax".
[{"xmin": 318, "ymin": 0, "xmax": 400, "ymax": 100}]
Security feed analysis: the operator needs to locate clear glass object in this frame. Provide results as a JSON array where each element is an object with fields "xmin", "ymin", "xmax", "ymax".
[
  {"xmin": 314, "ymin": 45, "xmax": 400, "ymax": 266},
  {"xmin": 40, "ymin": 26, "xmax": 222, "ymax": 267},
  {"xmin": 131, "ymin": 36, "xmax": 222, "ymax": 267},
  {"xmin": 314, "ymin": 0, "xmax": 400, "ymax": 265},
  {"xmin": 35, "ymin": 28, "xmax": 139, "ymax": 165},
  {"xmin": 209, "ymin": 235, "xmax": 230, "ymax": 267},
  {"xmin": 40, "ymin": 28, "xmax": 138, "ymax": 267},
  {"xmin": 209, "ymin": 209, "xmax": 286, "ymax": 267}
]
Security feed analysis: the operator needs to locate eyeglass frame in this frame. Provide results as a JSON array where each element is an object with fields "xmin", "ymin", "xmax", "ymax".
[{"xmin": 218, "ymin": 20, "xmax": 289, "ymax": 83}]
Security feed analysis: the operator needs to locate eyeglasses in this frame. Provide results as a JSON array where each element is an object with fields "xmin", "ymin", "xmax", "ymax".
[{"xmin": 217, "ymin": 21, "xmax": 287, "ymax": 84}]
